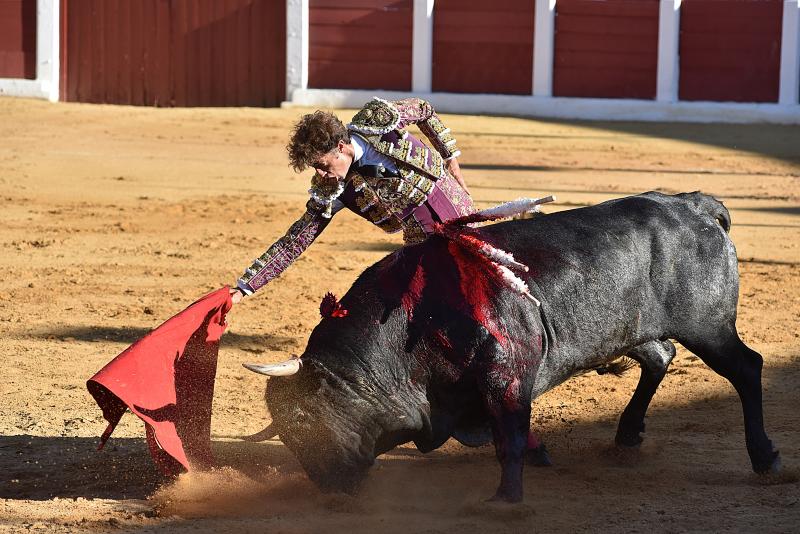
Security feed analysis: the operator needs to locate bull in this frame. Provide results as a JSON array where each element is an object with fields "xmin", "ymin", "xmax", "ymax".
[{"xmin": 245, "ymin": 191, "xmax": 781, "ymax": 502}]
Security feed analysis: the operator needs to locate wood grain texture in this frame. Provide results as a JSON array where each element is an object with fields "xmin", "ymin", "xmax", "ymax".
[
  {"xmin": 679, "ymin": 0, "xmax": 782, "ymax": 102},
  {"xmin": 432, "ymin": 0, "xmax": 534, "ymax": 95},
  {"xmin": 62, "ymin": 0, "xmax": 285, "ymax": 107},
  {"xmin": 553, "ymin": 0, "xmax": 659, "ymax": 100},
  {"xmin": 308, "ymin": 0, "xmax": 413, "ymax": 90}
]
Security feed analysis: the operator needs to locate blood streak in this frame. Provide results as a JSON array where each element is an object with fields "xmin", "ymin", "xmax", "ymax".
[
  {"xmin": 447, "ymin": 241, "xmax": 508, "ymax": 347},
  {"xmin": 503, "ymin": 377, "xmax": 522, "ymax": 412},
  {"xmin": 400, "ymin": 262, "xmax": 426, "ymax": 321}
]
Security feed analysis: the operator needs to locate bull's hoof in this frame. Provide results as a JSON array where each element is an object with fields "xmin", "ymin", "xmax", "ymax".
[
  {"xmin": 614, "ymin": 431, "xmax": 644, "ymax": 448},
  {"xmin": 487, "ymin": 491, "xmax": 523, "ymax": 504},
  {"xmin": 463, "ymin": 500, "xmax": 535, "ymax": 520},
  {"xmin": 525, "ymin": 443, "xmax": 553, "ymax": 467},
  {"xmin": 753, "ymin": 451, "xmax": 782, "ymax": 475}
]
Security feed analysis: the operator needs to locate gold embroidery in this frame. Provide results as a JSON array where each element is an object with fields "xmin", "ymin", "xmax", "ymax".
[
  {"xmin": 308, "ymin": 174, "xmax": 345, "ymax": 218},
  {"xmin": 419, "ymin": 114, "xmax": 459, "ymax": 160},
  {"xmin": 427, "ymin": 115, "xmax": 447, "ymax": 135},
  {"xmin": 398, "ymin": 166, "xmax": 433, "ymax": 194},
  {"xmin": 373, "ymin": 179, "xmax": 410, "ymax": 212},
  {"xmin": 402, "ymin": 217, "xmax": 428, "ymax": 245},
  {"xmin": 349, "ymin": 173, "xmax": 367, "ymax": 192},
  {"xmin": 417, "ymin": 177, "xmax": 436, "ymax": 195},
  {"xmin": 355, "ymin": 187, "xmax": 379, "ymax": 212},
  {"xmin": 394, "ymin": 180, "xmax": 426, "ymax": 206},
  {"xmin": 364, "ymin": 202, "xmax": 403, "ymax": 233},
  {"xmin": 310, "ymin": 172, "xmax": 340, "ymax": 197},
  {"xmin": 399, "ymin": 139, "xmax": 413, "ymax": 161},
  {"xmin": 367, "ymin": 204, "xmax": 391, "ymax": 224},
  {"xmin": 406, "ymin": 146, "xmax": 429, "ymax": 170},
  {"xmin": 377, "ymin": 138, "xmax": 411, "ymax": 162},
  {"xmin": 428, "ymin": 151, "xmax": 445, "ymax": 178},
  {"xmin": 377, "ymin": 217, "xmax": 403, "ymax": 233},
  {"xmin": 347, "ymin": 97, "xmax": 401, "ymax": 135}
]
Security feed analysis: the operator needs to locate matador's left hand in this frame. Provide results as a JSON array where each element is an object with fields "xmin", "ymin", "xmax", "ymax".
[{"xmin": 446, "ymin": 158, "xmax": 470, "ymax": 196}]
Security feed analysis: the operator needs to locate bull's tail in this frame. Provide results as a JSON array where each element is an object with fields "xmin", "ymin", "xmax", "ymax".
[{"xmin": 678, "ymin": 191, "xmax": 731, "ymax": 233}]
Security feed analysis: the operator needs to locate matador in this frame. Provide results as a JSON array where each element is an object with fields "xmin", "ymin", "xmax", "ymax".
[{"xmin": 233, "ymin": 97, "xmax": 474, "ymax": 299}]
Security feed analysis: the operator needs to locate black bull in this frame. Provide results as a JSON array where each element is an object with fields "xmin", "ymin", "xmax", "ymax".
[{"xmin": 255, "ymin": 192, "xmax": 780, "ymax": 502}]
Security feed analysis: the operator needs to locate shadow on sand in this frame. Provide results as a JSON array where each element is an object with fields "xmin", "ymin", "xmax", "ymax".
[
  {"xmin": 2, "ymin": 353, "xmax": 796, "ymax": 503},
  {"xmin": 462, "ymin": 120, "xmax": 800, "ymax": 169},
  {"xmin": 27, "ymin": 327, "xmax": 296, "ymax": 351},
  {"xmin": 461, "ymin": 163, "xmax": 793, "ymax": 177}
]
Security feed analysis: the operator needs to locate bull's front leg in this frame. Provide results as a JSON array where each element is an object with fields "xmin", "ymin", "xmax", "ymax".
[{"xmin": 482, "ymin": 371, "xmax": 533, "ymax": 503}]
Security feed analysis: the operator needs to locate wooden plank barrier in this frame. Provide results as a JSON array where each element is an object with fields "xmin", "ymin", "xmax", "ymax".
[
  {"xmin": 308, "ymin": 0, "xmax": 413, "ymax": 91},
  {"xmin": 679, "ymin": 0, "xmax": 783, "ymax": 103},
  {"xmin": 432, "ymin": 0, "xmax": 535, "ymax": 95},
  {"xmin": 553, "ymin": 0, "xmax": 660, "ymax": 100},
  {"xmin": 61, "ymin": 0, "xmax": 286, "ymax": 107},
  {"xmin": 0, "ymin": 0, "xmax": 36, "ymax": 79}
]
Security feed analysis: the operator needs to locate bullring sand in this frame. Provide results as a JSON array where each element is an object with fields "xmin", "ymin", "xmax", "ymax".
[{"xmin": 1, "ymin": 98, "xmax": 798, "ymax": 532}]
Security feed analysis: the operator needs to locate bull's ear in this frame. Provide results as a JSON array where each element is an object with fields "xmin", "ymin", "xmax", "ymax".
[{"xmin": 243, "ymin": 356, "xmax": 302, "ymax": 377}]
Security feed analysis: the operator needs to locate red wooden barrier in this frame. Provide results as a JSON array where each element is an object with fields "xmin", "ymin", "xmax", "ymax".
[
  {"xmin": 432, "ymin": 0, "xmax": 534, "ymax": 95},
  {"xmin": 0, "ymin": 0, "xmax": 36, "ymax": 79},
  {"xmin": 61, "ymin": 0, "xmax": 285, "ymax": 107},
  {"xmin": 679, "ymin": 0, "xmax": 782, "ymax": 103},
  {"xmin": 308, "ymin": 0, "xmax": 413, "ymax": 91},
  {"xmin": 554, "ymin": 0, "xmax": 659, "ymax": 99}
]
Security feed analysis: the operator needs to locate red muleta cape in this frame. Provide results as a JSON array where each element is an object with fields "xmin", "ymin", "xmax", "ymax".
[{"xmin": 87, "ymin": 287, "xmax": 232, "ymax": 476}]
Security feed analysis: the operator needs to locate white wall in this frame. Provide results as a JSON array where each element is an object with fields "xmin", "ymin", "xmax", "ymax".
[
  {"xmin": 0, "ymin": 0, "xmax": 59, "ymax": 101},
  {"xmin": 285, "ymin": 0, "xmax": 800, "ymax": 125},
  {"xmin": 3, "ymin": 0, "xmax": 798, "ymax": 123},
  {"xmin": 780, "ymin": 0, "xmax": 800, "ymax": 106}
]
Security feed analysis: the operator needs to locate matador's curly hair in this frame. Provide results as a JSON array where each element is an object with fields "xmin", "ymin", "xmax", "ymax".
[{"xmin": 286, "ymin": 111, "xmax": 351, "ymax": 172}]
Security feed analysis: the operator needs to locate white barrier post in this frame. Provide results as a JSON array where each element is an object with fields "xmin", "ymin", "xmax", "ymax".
[
  {"xmin": 286, "ymin": 0, "xmax": 309, "ymax": 101},
  {"xmin": 37, "ymin": 0, "xmax": 60, "ymax": 101},
  {"xmin": 657, "ymin": 0, "xmax": 682, "ymax": 102},
  {"xmin": 779, "ymin": 0, "xmax": 800, "ymax": 106},
  {"xmin": 533, "ymin": 0, "xmax": 556, "ymax": 97},
  {"xmin": 412, "ymin": 0, "xmax": 434, "ymax": 93}
]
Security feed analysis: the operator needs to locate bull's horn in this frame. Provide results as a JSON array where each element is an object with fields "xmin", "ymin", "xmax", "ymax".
[
  {"xmin": 239, "ymin": 423, "xmax": 278, "ymax": 442},
  {"xmin": 243, "ymin": 356, "xmax": 302, "ymax": 376}
]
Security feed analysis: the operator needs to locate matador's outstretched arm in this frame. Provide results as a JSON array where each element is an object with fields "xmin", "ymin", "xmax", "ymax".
[{"xmin": 236, "ymin": 198, "xmax": 341, "ymax": 296}]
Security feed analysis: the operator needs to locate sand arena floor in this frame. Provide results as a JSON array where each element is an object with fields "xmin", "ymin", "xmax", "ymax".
[{"xmin": 0, "ymin": 98, "xmax": 798, "ymax": 533}]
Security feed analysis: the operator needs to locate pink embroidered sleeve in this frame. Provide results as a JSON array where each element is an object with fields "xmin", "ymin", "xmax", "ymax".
[
  {"xmin": 236, "ymin": 202, "xmax": 335, "ymax": 295},
  {"xmin": 393, "ymin": 98, "xmax": 461, "ymax": 160}
]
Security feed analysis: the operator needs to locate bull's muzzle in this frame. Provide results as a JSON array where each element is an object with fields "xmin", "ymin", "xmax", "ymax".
[{"xmin": 243, "ymin": 356, "xmax": 302, "ymax": 376}]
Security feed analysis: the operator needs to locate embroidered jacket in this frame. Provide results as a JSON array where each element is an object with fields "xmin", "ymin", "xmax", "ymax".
[{"xmin": 237, "ymin": 97, "xmax": 474, "ymax": 295}]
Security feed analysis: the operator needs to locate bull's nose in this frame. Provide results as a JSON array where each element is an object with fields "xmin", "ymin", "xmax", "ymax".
[{"xmin": 310, "ymin": 463, "xmax": 368, "ymax": 496}]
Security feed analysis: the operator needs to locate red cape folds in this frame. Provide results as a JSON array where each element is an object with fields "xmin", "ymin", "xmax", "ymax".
[{"xmin": 87, "ymin": 287, "xmax": 232, "ymax": 475}]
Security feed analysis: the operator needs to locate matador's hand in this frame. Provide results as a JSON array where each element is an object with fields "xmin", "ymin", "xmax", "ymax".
[
  {"xmin": 446, "ymin": 158, "xmax": 470, "ymax": 196},
  {"xmin": 230, "ymin": 286, "xmax": 245, "ymax": 304}
]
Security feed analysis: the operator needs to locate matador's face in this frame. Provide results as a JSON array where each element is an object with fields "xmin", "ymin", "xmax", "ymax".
[{"xmin": 312, "ymin": 140, "xmax": 354, "ymax": 182}]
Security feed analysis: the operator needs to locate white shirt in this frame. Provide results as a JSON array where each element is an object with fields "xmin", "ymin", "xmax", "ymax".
[{"xmin": 351, "ymin": 134, "xmax": 398, "ymax": 174}]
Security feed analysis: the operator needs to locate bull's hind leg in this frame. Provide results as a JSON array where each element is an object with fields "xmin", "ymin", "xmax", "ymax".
[
  {"xmin": 615, "ymin": 340, "xmax": 676, "ymax": 447},
  {"xmin": 680, "ymin": 332, "xmax": 780, "ymax": 473}
]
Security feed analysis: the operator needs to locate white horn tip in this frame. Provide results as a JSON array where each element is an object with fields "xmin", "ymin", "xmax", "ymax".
[
  {"xmin": 242, "ymin": 362, "xmax": 268, "ymax": 374},
  {"xmin": 243, "ymin": 358, "xmax": 302, "ymax": 377}
]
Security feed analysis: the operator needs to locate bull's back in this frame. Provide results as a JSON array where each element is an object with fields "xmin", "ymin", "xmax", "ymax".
[{"xmin": 480, "ymin": 192, "xmax": 737, "ymax": 371}]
